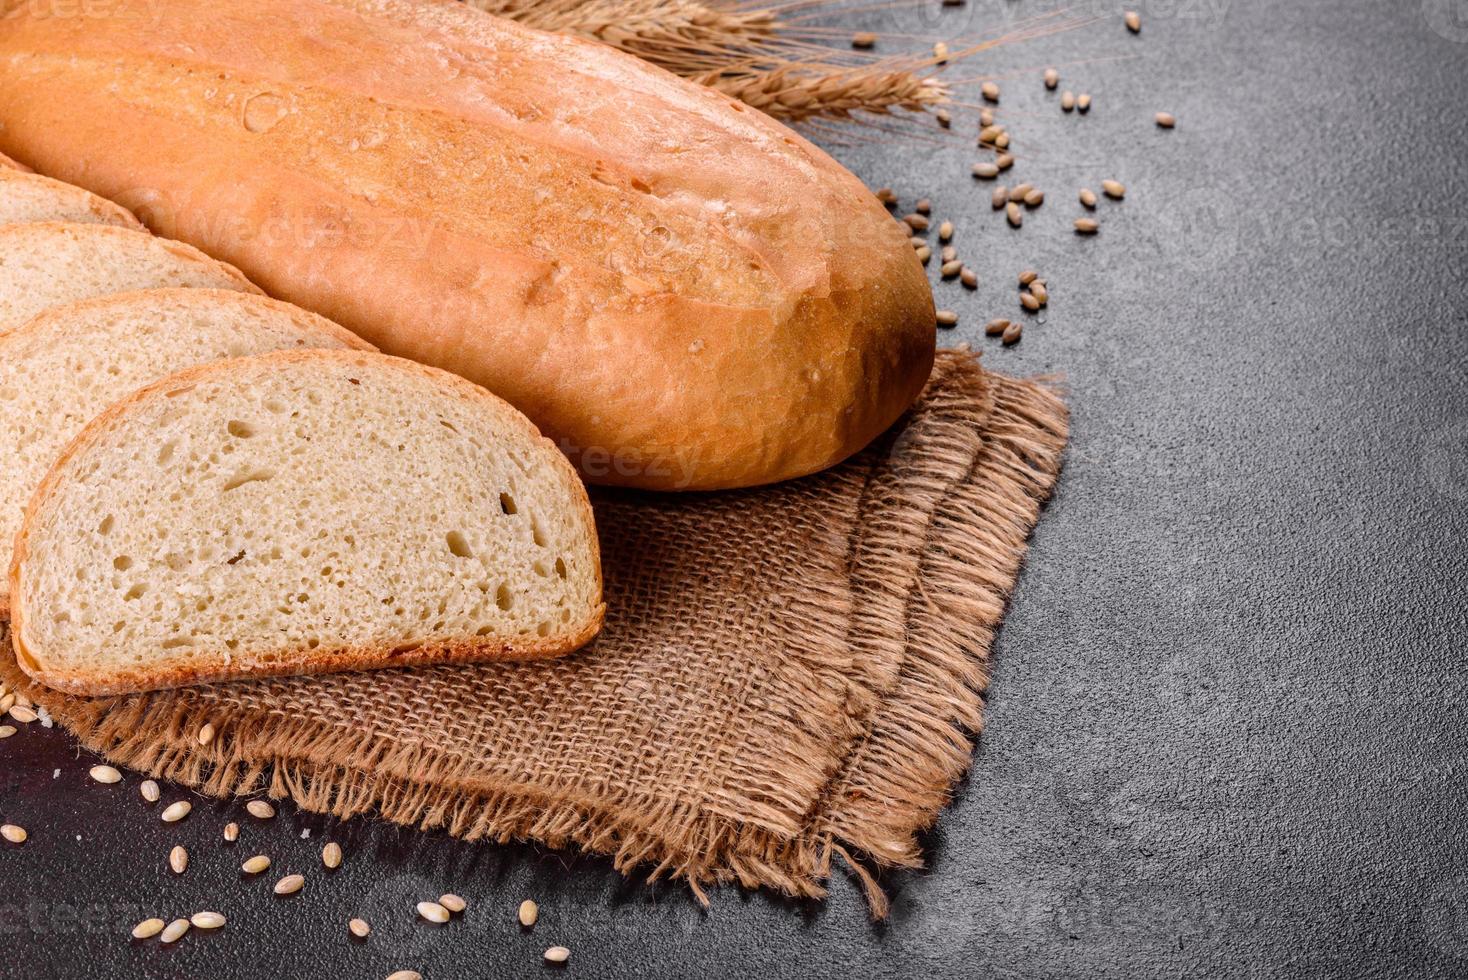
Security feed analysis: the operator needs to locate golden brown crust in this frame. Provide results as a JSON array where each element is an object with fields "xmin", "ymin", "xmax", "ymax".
[
  {"xmin": 9, "ymin": 348, "xmax": 605, "ymax": 695},
  {"xmin": 0, "ymin": 150, "xmax": 31, "ymax": 173},
  {"xmin": 10, "ymin": 607, "xmax": 605, "ymax": 697},
  {"xmin": 0, "ymin": 0, "xmax": 935, "ymax": 490}
]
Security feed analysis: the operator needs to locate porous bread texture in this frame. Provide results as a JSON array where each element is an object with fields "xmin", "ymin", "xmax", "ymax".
[
  {"xmin": 0, "ymin": 170, "xmax": 142, "ymax": 229},
  {"xmin": 0, "ymin": 288, "xmax": 373, "ymax": 616},
  {"xmin": 10, "ymin": 349, "xmax": 605, "ymax": 695},
  {"xmin": 0, "ymin": 222, "xmax": 259, "ymax": 334}
]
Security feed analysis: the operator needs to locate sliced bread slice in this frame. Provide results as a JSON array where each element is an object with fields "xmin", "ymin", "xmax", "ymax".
[
  {"xmin": 0, "ymin": 288, "xmax": 373, "ymax": 616},
  {"xmin": 10, "ymin": 349, "xmax": 605, "ymax": 695},
  {"xmin": 0, "ymin": 170, "xmax": 142, "ymax": 229},
  {"xmin": 0, "ymin": 221, "xmax": 259, "ymax": 334}
]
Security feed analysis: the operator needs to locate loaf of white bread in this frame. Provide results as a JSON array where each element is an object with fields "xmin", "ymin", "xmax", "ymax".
[
  {"xmin": 0, "ymin": 0, "xmax": 937, "ymax": 490},
  {"xmin": 10, "ymin": 350, "xmax": 605, "ymax": 695}
]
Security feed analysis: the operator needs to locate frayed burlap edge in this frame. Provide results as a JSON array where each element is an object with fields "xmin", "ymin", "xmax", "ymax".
[{"xmin": 0, "ymin": 348, "xmax": 1067, "ymax": 916}]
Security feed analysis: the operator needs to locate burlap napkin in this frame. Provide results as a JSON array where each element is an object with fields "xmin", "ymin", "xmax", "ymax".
[{"xmin": 0, "ymin": 349, "xmax": 1065, "ymax": 914}]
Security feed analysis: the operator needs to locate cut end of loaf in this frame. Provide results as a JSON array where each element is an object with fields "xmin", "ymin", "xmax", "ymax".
[
  {"xmin": 0, "ymin": 288, "xmax": 373, "ymax": 614},
  {"xmin": 11, "ymin": 349, "xmax": 603, "ymax": 694}
]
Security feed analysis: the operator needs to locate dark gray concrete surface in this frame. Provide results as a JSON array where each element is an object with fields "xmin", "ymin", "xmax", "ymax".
[{"xmin": 1, "ymin": 0, "xmax": 1466, "ymax": 977}]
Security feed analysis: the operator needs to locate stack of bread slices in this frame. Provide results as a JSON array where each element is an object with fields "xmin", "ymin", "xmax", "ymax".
[{"xmin": 0, "ymin": 163, "xmax": 604, "ymax": 696}]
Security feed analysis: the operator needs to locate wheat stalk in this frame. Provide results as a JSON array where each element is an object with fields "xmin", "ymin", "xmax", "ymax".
[
  {"xmin": 466, "ymin": 0, "xmax": 952, "ymax": 122},
  {"xmin": 709, "ymin": 62, "xmax": 948, "ymax": 120},
  {"xmin": 471, "ymin": 0, "xmax": 782, "ymax": 74}
]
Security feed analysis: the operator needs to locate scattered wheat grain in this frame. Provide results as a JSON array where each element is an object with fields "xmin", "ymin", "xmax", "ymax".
[
  {"xmin": 274, "ymin": 874, "xmax": 305, "ymax": 895},
  {"xmin": 417, "ymin": 901, "xmax": 451, "ymax": 924}
]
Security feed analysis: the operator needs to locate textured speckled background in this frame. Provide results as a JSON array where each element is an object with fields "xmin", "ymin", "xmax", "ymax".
[{"xmin": 2, "ymin": 0, "xmax": 1468, "ymax": 976}]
